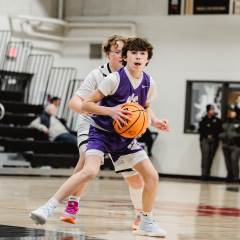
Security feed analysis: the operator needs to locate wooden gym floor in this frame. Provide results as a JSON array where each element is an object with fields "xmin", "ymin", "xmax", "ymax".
[{"xmin": 0, "ymin": 175, "xmax": 239, "ymax": 240}]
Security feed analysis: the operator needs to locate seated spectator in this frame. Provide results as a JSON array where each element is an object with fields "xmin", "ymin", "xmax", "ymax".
[
  {"xmin": 46, "ymin": 96, "xmax": 61, "ymax": 116},
  {"xmin": 29, "ymin": 104, "xmax": 77, "ymax": 145}
]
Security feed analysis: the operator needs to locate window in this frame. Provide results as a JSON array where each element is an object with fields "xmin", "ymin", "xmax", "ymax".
[{"xmin": 184, "ymin": 80, "xmax": 240, "ymax": 133}]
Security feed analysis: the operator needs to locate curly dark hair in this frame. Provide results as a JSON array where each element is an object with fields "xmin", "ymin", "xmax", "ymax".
[{"xmin": 121, "ymin": 37, "xmax": 153, "ymax": 66}]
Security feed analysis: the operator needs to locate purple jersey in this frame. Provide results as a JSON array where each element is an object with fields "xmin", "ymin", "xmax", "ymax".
[
  {"xmin": 92, "ymin": 67, "xmax": 151, "ymax": 132},
  {"xmin": 87, "ymin": 67, "xmax": 151, "ymax": 158}
]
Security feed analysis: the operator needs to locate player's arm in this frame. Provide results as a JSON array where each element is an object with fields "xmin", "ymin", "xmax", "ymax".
[
  {"xmin": 144, "ymin": 103, "xmax": 168, "ymax": 130},
  {"xmin": 82, "ymin": 73, "xmax": 130, "ymax": 125},
  {"xmin": 149, "ymin": 108, "xmax": 170, "ymax": 131},
  {"xmin": 81, "ymin": 89, "xmax": 130, "ymax": 126},
  {"xmin": 68, "ymin": 95, "xmax": 85, "ymax": 113},
  {"xmin": 144, "ymin": 103, "xmax": 152, "ymax": 126},
  {"xmin": 29, "ymin": 117, "xmax": 49, "ymax": 134},
  {"xmin": 145, "ymin": 102, "xmax": 169, "ymax": 132},
  {"xmin": 146, "ymin": 78, "xmax": 170, "ymax": 132},
  {"xmin": 68, "ymin": 70, "xmax": 98, "ymax": 114}
]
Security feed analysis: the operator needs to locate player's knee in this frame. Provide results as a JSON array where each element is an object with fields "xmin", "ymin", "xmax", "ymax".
[
  {"xmin": 83, "ymin": 167, "xmax": 99, "ymax": 180},
  {"xmin": 73, "ymin": 156, "xmax": 85, "ymax": 174},
  {"xmin": 145, "ymin": 170, "xmax": 159, "ymax": 185},
  {"xmin": 153, "ymin": 170, "xmax": 159, "ymax": 182},
  {"xmin": 152, "ymin": 169, "xmax": 159, "ymax": 181},
  {"xmin": 125, "ymin": 174, "xmax": 143, "ymax": 188},
  {"xmin": 87, "ymin": 168, "xmax": 98, "ymax": 179}
]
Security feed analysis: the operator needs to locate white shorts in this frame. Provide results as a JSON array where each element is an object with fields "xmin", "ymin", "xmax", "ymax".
[
  {"xmin": 78, "ymin": 121, "xmax": 144, "ymax": 175},
  {"xmin": 86, "ymin": 148, "xmax": 148, "ymax": 174},
  {"xmin": 77, "ymin": 122, "xmax": 90, "ymax": 153}
]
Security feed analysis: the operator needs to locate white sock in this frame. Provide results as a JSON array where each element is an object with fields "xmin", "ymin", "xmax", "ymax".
[
  {"xmin": 128, "ymin": 186, "xmax": 143, "ymax": 215},
  {"xmin": 45, "ymin": 197, "xmax": 59, "ymax": 209}
]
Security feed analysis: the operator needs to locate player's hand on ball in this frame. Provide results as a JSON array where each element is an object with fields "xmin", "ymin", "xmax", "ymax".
[
  {"xmin": 110, "ymin": 105, "xmax": 131, "ymax": 128},
  {"xmin": 152, "ymin": 119, "xmax": 170, "ymax": 132}
]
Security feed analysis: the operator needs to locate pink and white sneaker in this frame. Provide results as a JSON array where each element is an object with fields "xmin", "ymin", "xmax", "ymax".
[
  {"xmin": 132, "ymin": 214, "xmax": 141, "ymax": 230},
  {"xmin": 60, "ymin": 198, "xmax": 79, "ymax": 224}
]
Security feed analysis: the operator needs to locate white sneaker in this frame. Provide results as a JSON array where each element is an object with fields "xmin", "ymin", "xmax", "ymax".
[
  {"xmin": 30, "ymin": 204, "xmax": 55, "ymax": 225},
  {"xmin": 134, "ymin": 214, "xmax": 167, "ymax": 238}
]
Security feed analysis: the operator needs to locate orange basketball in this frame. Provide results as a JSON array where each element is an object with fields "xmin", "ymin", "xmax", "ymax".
[{"xmin": 113, "ymin": 102, "xmax": 149, "ymax": 138}]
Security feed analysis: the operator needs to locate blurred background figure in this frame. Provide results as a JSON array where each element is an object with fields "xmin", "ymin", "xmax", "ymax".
[
  {"xmin": 198, "ymin": 104, "xmax": 222, "ymax": 180},
  {"xmin": 29, "ymin": 104, "xmax": 77, "ymax": 145},
  {"xmin": 229, "ymin": 146, "xmax": 240, "ymax": 183},
  {"xmin": 233, "ymin": 96, "xmax": 240, "ymax": 121},
  {"xmin": 219, "ymin": 108, "xmax": 240, "ymax": 182},
  {"xmin": 46, "ymin": 96, "xmax": 61, "ymax": 116}
]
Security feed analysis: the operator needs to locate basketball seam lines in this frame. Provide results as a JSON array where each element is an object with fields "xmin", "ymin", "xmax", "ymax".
[
  {"xmin": 113, "ymin": 105, "xmax": 140, "ymax": 130},
  {"xmin": 118, "ymin": 110, "xmax": 142, "ymax": 136},
  {"xmin": 113, "ymin": 103, "xmax": 146, "ymax": 138}
]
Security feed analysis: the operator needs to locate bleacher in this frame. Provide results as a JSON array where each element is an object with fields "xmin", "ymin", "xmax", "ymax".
[
  {"xmin": 0, "ymin": 89, "xmax": 80, "ymax": 168},
  {"xmin": 0, "ymin": 30, "xmax": 81, "ymax": 169}
]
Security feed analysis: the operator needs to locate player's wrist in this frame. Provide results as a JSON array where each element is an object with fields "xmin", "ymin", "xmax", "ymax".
[{"xmin": 102, "ymin": 106, "xmax": 113, "ymax": 117}]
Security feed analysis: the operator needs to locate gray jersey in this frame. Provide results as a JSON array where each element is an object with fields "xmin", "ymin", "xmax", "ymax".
[
  {"xmin": 75, "ymin": 63, "xmax": 111, "ymax": 151},
  {"xmin": 75, "ymin": 63, "xmax": 112, "ymax": 128}
]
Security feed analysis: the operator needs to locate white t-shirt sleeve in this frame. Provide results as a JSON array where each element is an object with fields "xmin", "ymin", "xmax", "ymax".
[
  {"xmin": 98, "ymin": 72, "xmax": 120, "ymax": 96},
  {"xmin": 75, "ymin": 69, "xmax": 102, "ymax": 97},
  {"xmin": 146, "ymin": 76, "xmax": 156, "ymax": 105}
]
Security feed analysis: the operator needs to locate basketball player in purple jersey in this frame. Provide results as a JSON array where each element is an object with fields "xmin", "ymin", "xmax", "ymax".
[
  {"xmin": 30, "ymin": 36, "xmax": 168, "ymax": 228},
  {"xmin": 30, "ymin": 37, "xmax": 169, "ymax": 237},
  {"xmin": 66, "ymin": 37, "xmax": 168, "ymax": 231},
  {"xmin": 80, "ymin": 37, "xmax": 167, "ymax": 237}
]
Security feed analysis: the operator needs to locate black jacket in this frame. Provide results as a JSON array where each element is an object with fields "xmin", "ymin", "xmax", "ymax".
[
  {"xmin": 199, "ymin": 115, "xmax": 222, "ymax": 141},
  {"xmin": 219, "ymin": 119, "xmax": 240, "ymax": 145}
]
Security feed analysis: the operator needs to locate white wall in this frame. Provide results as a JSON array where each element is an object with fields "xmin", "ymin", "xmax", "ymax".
[
  {"xmin": 133, "ymin": 15, "xmax": 240, "ymax": 177},
  {"xmin": 64, "ymin": 0, "xmax": 167, "ymax": 18},
  {"xmin": 0, "ymin": 0, "xmax": 58, "ymax": 17}
]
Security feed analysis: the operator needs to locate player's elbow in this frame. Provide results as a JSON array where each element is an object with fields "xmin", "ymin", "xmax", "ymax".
[
  {"xmin": 68, "ymin": 96, "xmax": 84, "ymax": 113},
  {"xmin": 81, "ymin": 102, "xmax": 89, "ymax": 113}
]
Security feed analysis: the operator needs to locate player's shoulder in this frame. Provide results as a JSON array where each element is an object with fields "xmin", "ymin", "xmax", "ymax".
[
  {"xmin": 98, "ymin": 63, "xmax": 112, "ymax": 77},
  {"xmin": 87, "ymin": 67, "xmax": 102, "ymax": 77},
  {"xmin": 85, "ymin": 66, "xmax": 105, "ymax": 83},
  {"xmin": 104, "ymin": 71, "xmax": 119, "ymax": 81}
]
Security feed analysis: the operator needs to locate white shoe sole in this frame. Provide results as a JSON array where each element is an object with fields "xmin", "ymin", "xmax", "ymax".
[
  {"xmin": 134, "ymin": 229, "xmax": 166, "ymax": 238},
  {"xmin": 30, "ymin": 212, "xmax": 46, "ymax": 225}
]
